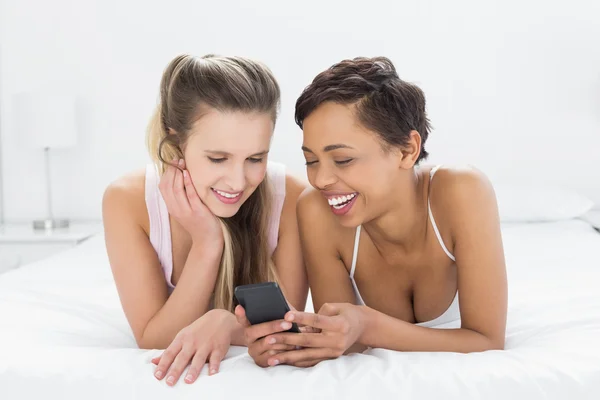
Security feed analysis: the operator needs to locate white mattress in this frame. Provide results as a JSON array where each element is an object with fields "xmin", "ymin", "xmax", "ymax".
[{"xmin": 1, "ymin": 220, "xmax": 600, "ymax": 399}]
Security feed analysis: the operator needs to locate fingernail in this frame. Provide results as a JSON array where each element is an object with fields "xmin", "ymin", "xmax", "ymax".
[
  {"xmin": 295, "ymin": 345, "xmax": 302, "ymax": 350},
  {"xmin": 268, "ymin": 337, "xmax": 276, "ymax": 344},
  {"xmin": 184, "ymin": 374, "xmax": 193, "ymax": 383},
  {"xmin": 271, "ymin": 359, "xmax": 280, "ymax": 366},
  {"xmin": 287, "ymin": 313, "xmax": 295, "ymax": 321},
  {"xmin": 183, "ymin": 169, "xmax": 188, "ymax": 178},
  {"xmin": 178, "ymin": 158, "xmax": 183, "ymax": 166},
  {"xmin": 155, "ymin": 370, "xmax": 163, "ymax": 379},
  {"xmin": 281, "ymin": 322, "xmax": 291, "ymax": 330},
  {"xmin": 210, "ymin": 368, "xmax": 217, "ymax": 375},
  {"xmin": 166, "ymin": 376, "xmax": 174, "ymax": 385}
]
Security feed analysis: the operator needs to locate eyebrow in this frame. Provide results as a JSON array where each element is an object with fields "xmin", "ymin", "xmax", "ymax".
[
  {"xmin": 205, "ymin": 150, "xmax": 269, "ymax": 157},
  {"xmin": 301, "ymin": 144, "xmax": 355, "ymax": 153}
]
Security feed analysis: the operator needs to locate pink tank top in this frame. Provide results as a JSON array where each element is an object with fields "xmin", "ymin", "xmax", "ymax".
[{"xmin": 144, "ymin": 161, "xmax": 287, "ymax": 291}]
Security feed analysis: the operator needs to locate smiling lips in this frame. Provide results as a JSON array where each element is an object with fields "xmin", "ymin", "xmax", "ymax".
[
  {"xmin": 322, "ymin": 191, "xmax": 358, "ymax": 215},
  {"xmin": 212, "ymin": 188, "xmax": 243, "ymax": 204}
]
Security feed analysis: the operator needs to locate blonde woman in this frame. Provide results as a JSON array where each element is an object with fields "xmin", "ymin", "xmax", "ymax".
[{"xmin": 102, "ymin": 54, "xmax": 307, "ymax": 385}]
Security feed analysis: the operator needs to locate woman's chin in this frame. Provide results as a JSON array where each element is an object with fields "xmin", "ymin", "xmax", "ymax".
[
  {"xmin": 205, "ymin": 195, "xmax": 247, "ymax": 218},
  {"xmin": 207, "ymin": 203, "xmax": 241, "ymax": 219}
]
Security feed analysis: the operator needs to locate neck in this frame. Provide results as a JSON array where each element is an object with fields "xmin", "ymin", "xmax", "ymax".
[{"xmin": 363, "ymin": 168, "xmax": 429, "ymax": 251}]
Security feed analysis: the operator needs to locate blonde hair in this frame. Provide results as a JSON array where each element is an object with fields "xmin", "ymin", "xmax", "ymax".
[{"xmin": 146, "ymin": 54, "xmax": 280, "ymax": 311}]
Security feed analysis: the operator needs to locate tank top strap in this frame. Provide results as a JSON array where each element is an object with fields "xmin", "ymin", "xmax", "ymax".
[{"xmin": 427, "ymin": 165, "xmax": 456, "ymax": 262}]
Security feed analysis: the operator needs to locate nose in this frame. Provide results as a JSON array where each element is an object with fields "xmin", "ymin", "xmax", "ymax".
[
  {"xmin": 223, "ymin": 163, "xmax": 246, "ymax": 192},
  {"xmin": 311, "ymin": 163, "xmax": 337, "ymax": 190}
]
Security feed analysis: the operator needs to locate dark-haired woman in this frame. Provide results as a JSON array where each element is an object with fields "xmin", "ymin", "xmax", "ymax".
[{"xmin": 238, "ymin": 57, "xmax": 507, "ymax": 368}]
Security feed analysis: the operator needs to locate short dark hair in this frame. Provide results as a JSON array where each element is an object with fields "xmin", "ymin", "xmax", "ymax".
[{"xmin": 295, "ymin": 56, "xmax": 431, "ymax": 163}]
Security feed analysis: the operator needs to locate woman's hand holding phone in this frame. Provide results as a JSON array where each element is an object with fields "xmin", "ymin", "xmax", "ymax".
[
  {"xmin": 259, "ymin": 303, "xmax": 366, "ymax": 367},
  {"xmin": 234, "ymin": 305, "xmax": 299, "ymax": 367}
]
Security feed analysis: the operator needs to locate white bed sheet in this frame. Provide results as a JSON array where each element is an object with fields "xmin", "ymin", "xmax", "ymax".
[{"xmin": 1, "ymin": 220, "xmax": 600, "ymax": 399}]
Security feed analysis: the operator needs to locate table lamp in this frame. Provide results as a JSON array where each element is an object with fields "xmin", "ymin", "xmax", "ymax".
[{"xmin": 13, "ymin": 92, "xmax": 78, "ymax": 230}]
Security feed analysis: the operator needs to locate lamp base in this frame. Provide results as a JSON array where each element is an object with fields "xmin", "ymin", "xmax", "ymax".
[{"xmin": 33, "ymin": 219, "xmax": 70, "ymax": 230}]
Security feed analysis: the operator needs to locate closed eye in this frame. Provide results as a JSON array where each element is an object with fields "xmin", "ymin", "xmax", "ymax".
[
  {"xmin": 248, "ymin": 157, "xmax": 264, "ymax": 163},
  {"xmin": 208, "ymin": 157, "xmax": 226, "ymax": 163},
  {"xmin": 305, "ymin": 160, "xmax": 318, "ymax": 166},
  {"xmin": 335, "ymin": 159, "xmax": 353, "ymax": 166}
]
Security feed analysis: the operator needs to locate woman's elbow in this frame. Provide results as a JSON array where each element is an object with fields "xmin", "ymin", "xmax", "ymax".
[
  {"xmin": 136, "ymin": 338, "xmax": 155, "ymax": 350},
  {"xmin": 135, "ymin": 334, "xmax": 157, "ymax": 350},
  {"xmin": 488, "ymin": 336, "xmax": 505, "ymax": 351},
  {"xmin": 135, "ymin": 329, "xmax": 170, "ymax": 350},
  {"xmin": 460, "ymin": 330, "xmax": 505, "ymax": 353},
  {"xmin": 474, "ymin": 334, "xmax": 505, "ymax": 352}
]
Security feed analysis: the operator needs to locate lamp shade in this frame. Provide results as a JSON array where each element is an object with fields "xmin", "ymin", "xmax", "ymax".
[{"xmin": 13, "ymin": 92, "xmax": 78, "ymax": 148}]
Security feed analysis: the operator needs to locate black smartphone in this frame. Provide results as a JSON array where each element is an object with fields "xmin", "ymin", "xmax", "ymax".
[{"xmin": 234, "ymin": 282, "xmax": 300, "ymax": 333}]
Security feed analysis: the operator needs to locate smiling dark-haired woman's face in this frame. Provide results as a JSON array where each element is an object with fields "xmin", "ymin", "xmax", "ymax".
[{"xmin": 301, "ymin": 102, "xmax": 410, "ymax": 228}]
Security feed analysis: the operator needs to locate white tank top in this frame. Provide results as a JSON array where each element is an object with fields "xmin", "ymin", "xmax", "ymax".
[{"xmin": 349, "ymin": 165, "xmax": 460, "ymax": 328}]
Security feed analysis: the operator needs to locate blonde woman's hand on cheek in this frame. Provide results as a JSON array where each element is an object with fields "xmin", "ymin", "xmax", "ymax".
[
  {"xmin": 261, "ymin": 303, "xmax": 366, "ymax": 368},
  {"xmin": 151, "ymin": 309, "xmax": 237, "ymax": 386},
  {"xmin": 159, "ymin": 158, "xmax": 223, "ymax": 251}
]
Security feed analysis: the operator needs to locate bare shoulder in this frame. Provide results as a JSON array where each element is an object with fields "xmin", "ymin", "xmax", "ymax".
[
  {"xmin": 102, "ymin": 169, "xmax": 149, "ymax": 234},
  {"xmin": 279, "ymin": 173, "xmax": 308, "ymax": 218},
  {"xmin": 276, "ymin": 173, "xmax": 309, "ymax": 235},
  {"xmin": 429, "ymin": 165, "xmax": 499, "ymax": 232},
  {"xmin": 284, "ymin": 173, "xmax": 308, "ymax": 200},
  {"xmin": 103, "ymin": 169, "xmax": 147, "ymax": 209},
  {"xmin": 431, "ymin": 165, "xmax": 496, "ymax": 205}
]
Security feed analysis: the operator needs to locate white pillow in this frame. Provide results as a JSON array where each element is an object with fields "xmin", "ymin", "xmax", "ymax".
[{"xmin": 494, "ymin": 184, "xmax": 594, "ymax": 222}]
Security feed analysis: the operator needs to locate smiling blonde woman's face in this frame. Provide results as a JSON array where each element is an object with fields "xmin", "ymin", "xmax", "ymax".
[{"xmin": 182, "ymin": 109, "xmax": 274, "ymax": 218}]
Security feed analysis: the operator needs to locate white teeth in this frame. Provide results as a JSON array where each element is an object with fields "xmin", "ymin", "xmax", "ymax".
[
  {"xmin": 215, "ymin": 189, "xmax": 241, "ymax": 199},
  {"xmin": 327, "ymin": 193, "xmax": 356, "ymax": 206}
]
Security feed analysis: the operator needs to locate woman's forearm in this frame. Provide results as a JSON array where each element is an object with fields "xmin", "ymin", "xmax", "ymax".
[
  {"xmin": 138, "ymin": 244, "xmax": 221, "ymax": 349},
  {"xmin": 358, "ymin": 306, "xmax": 504, "ymax": 353}
]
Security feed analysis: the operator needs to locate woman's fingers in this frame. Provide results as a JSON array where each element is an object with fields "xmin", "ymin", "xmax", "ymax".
[
  {"xmin": 267, "ymin": 347, "xmax": 333, "ymax": 367},
  {"xmin": 299, "ymin": 325, "xmax": 321, "ymax": 334},
  {"xmin": 154, "ymin": 340, "xmax": 182, "ymax": 381},
  {"xmin": 234, "ymin": 305, "xmax": 250, "ymax": 327},
  {"xmin": 236, "ymin": 305, "xmax": 295, "ymax": 343},
  {"xmin": 249, "ymin": 337, "xmax": 296, "ymax": 357},
  {"xmin": 267, "ymin": 344, "xmax": 297, "ymax": 351},
  {"xmin": 266, "ymin": 332, "xmax": 335, "ymax": 349},
  {"xmin": 295, "ymin": 358, "xmax": 326, "ymax": 368},
  {"xmin": 285, "ymin": 310, "xmax": 341, "ymax": 332},
  {"xmin": 159, "ymin": 161, "xmax": 177, "ymax": 207},
  {"xmin": 164, "ymin": 345, "xmax": 195, "ymax": 386},
  {"xmin": 183, "ymin": 350, "xmax": 209, "ymax": 384},
  {"xmin": 183, "ymin": 169, "xmax": 204, "ymax": 213},
  {"xmin": 173, "ymin": 160, "xmax": 191, "ymax": 211},
  {"xmin": 207, "ymin": 348, "xmax": 225, "ymax": 376},
  {"xmin": 245, "ymin": 319, "xmax": 295, "ymax": 343}
]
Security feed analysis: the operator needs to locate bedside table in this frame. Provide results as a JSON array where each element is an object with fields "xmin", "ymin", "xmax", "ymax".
[
  {"xmin": 0, "ymin": 221, "xmax": 103, "ymax": 274},
  {"xmin": 581, "ymin": 210, "xmax": 600, "ymax": 233}
]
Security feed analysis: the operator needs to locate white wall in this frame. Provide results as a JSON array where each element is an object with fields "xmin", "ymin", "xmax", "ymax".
[{"xmin": 0, "ymin": 0, "xmax": 599, "ymax": 222}]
